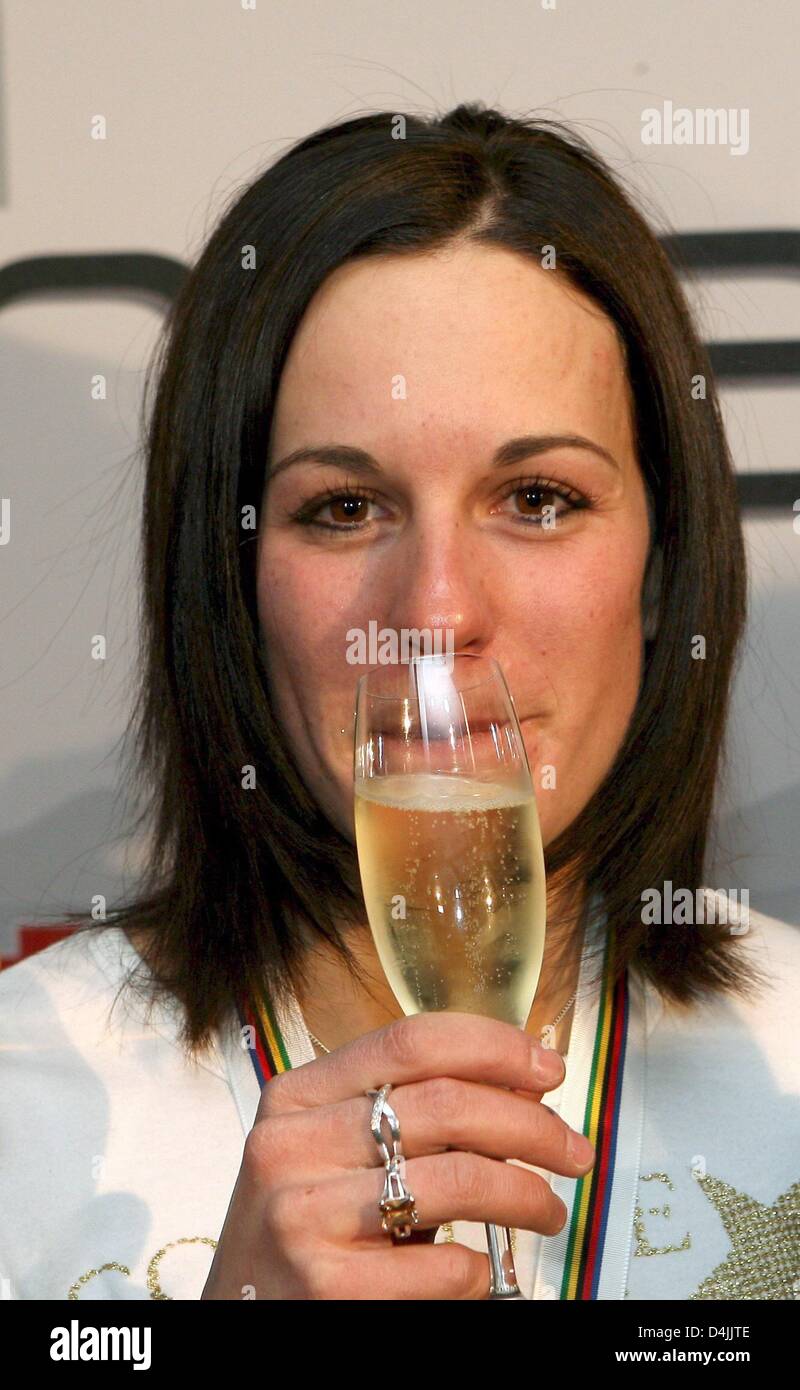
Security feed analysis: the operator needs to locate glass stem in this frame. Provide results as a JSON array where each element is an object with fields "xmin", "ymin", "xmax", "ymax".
[{"xmin": 485, "ymin": 1223, "xmax": 527, "ymax": 1299}]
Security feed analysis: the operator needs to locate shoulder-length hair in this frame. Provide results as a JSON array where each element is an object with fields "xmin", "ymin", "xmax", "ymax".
[{"xmin": 61, "ymin": 102, "xmax": 763, "ymax": 1055}]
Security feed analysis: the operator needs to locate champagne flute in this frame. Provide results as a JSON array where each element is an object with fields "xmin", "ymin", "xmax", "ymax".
[{"xmin": 353, "ymin": 650, "xmax": 547, "ymax": 1300}]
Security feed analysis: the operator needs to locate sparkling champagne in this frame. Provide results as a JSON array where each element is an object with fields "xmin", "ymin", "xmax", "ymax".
[{"xmin": 354, "ymin": 772, "xmax": 546, "ymax": 1026}]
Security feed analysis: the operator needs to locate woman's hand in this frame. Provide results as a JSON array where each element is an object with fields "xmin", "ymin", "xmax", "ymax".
[{"xmin": 201, "ymin": 1011, "xmax": 595, "ymax": 1300}]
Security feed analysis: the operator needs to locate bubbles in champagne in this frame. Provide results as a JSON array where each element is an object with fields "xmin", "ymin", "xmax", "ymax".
[{"xmin": 354, "ymin": 773, "xmax": 546, "ymax": 1025}]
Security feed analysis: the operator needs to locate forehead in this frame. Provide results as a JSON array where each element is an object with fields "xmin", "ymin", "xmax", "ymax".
[{"xmin": 272, "ymin": 244, "xmax": 634, "ymax": 454}]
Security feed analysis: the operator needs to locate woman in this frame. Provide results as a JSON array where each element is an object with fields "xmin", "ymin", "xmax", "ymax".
[{"xmin": 1, "ymin": 102, "xmax": 798, "ymax": 1302}]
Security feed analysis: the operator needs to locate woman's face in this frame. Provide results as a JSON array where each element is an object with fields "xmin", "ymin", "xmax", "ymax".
[{"xmin": 256, "ymin": 243, "xmax": 651, "ymax": 848}]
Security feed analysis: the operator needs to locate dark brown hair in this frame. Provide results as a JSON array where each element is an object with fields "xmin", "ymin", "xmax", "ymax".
[{"xmin": 58, "ymin": 101, "xmax": 765, "ymax": 1055}]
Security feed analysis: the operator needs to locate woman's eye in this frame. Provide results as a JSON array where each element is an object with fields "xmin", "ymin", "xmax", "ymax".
[
  {"xmin": 291, "ymin": 486, "xmax": 385, "ymax": 532},
  {"xmin": 292, "ymin": 477, "xmax": 588, "ymax": 533},
  {"xmin": 500, "ymin": 479, "xmax": 586, "ymax": 526},
  {"xmin": 300, "ymin": 491, "xmax": 380, "ymax": 529}
]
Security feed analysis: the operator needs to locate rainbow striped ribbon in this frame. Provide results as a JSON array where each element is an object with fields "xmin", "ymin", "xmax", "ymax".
[
  {"xmin": 238, "ymin": 923, "xmax": 629, "ymax": 1300},
  {"xmin": 559, "ymin": 926, "xmax": 629, "ymax": 1299},
  {"xmin": 238, "ymin": 984, "xmax": 293, "ymax": 1083}
]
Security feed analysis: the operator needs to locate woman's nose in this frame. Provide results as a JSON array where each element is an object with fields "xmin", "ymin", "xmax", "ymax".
[{"xmin": 382, "ymin": 513, "xmax": 494, "ymax": 654}]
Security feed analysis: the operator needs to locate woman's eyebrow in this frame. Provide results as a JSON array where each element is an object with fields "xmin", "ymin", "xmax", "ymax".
[{"xmin": 268, "ymin": 433, "xmax": 620, "ymax": 480}]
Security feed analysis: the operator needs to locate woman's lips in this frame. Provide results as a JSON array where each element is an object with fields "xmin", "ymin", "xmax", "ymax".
[
  {"xmin": 462, "ymin": 713, "xmax": 544, "ymax": 731},
  {"xmin": 356, "ymin": 714, "xmax": 546, "ymax": 740}
]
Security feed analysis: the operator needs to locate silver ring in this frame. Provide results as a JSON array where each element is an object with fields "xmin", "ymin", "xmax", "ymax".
[{"xmin": 365, "ymin": 1083, "xmax": 420, "ymax": 1242}]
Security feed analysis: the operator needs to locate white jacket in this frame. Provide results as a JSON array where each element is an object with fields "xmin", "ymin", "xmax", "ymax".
[{"xmin": 0, "ymin": 897, "xmax": 798, "ymax": 1300}]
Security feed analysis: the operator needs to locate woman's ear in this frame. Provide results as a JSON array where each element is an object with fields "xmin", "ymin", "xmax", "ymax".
[{"xmin": 642, "ymin": 543, "xmax": 663, "ymax": 642}]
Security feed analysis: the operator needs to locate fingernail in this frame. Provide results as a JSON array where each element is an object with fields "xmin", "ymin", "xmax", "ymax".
[
  {"xmin": 568, "ymin": 1129, "xmax": 595, "ymax": 1165},
  {"xmin": 532, "ymin": 1043, "xmax": 565, "ymax": 1083}
]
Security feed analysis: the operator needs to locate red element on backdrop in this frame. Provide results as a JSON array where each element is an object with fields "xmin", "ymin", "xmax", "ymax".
[{"xmin": 0, "ymin": 922, "xmax": 76, "ymax": 971}]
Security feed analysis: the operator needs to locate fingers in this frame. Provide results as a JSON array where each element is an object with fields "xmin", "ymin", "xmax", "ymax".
[
  {"xmin": 385, "ymin": 1243, "xmax": 492, "ymax": 1301},
  {"xmin": 320, "ymin": 1243, "xmax": 494, "ymax": 1300},
  {"xmin": 266, "ymin": 1242, "xmax": 493, "ymax": 1301},
  {"xmin": 263, "ymin": 1149, "xmax": 570, "ymax": 1245},
  {"xmin": 250, "ymin": 1079, "xmax": 593, "ymax": 1181},
  {"xmin": 255, "ymin": 1011, "xmax": 565, "ymax": 1120}
]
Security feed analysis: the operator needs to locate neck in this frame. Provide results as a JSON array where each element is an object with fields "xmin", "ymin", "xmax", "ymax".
[{"xmin": 294, "ymin": 876, "xmax": 588, "ymax": 1057}]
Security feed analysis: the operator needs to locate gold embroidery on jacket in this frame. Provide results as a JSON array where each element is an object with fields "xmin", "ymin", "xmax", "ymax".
[
  {"xmin": 633, "ymin": 1173, "xmax": 691, "ymax": 1257},
  {"xmin": 68, "ymin": 1262, "xmax": 132, "ymax": 1300},
  {"xmin": 68, "ymin": 1236, "xmax": 217, "ymax": 1301},
  {"xmin": 689, "ymin": 1174, "xmax": 800, "ymax": 1300}
]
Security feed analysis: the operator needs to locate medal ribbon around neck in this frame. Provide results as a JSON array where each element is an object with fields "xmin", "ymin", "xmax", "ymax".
[
  {"xmin": 559, "ymin": 923, "xmax": 629, "ymax": 1299},
  {"xmin": 237, "ymin": 922, "xmax": 629, "ymax": 1301}
]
